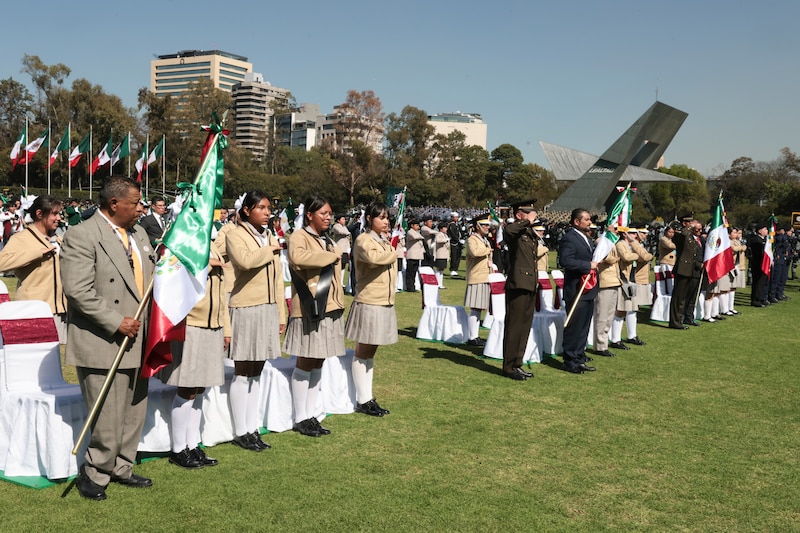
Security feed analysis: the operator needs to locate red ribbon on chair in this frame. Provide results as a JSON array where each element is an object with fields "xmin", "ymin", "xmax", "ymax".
[
  {"xmin": 420, "ymin": 273, "xmax": 438, "ymax": 286},
  {"xmin": 552, "ymin": 277, "xmax": 563, "ymax": 309},
  {"xmin": 0, "ymin": 317, "xmax": 59, "ymax": 345},
  {"xmin": 488, "ymin": 280, "xmax": 505, "ymax": 315},
  {"xmin": 0, "ymin": 294, "xmax": 9, "ymax": 304}
]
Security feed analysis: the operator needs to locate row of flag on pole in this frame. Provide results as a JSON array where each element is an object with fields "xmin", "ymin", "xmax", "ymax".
[{"xmin": 9, "ymin": 125, "xmax": 165, "ymax": 182}]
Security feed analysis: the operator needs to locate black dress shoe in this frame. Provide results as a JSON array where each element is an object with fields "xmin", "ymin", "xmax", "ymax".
[
  {"xmin": 626, "ymin": 337, "xmax": 646, "ymax": 346},
  {"xmin": 293, "ymin": 418, "xmax": 322, "ymax": 437},
  {"xmin": 169, "ymin": 448, "xmax": 204, "ymax": 469},
  {"xmin": 191, "ymin": 447, "xmax": 218, "ymax": 466},
  {"xmin": 595, "ymin": 349, "xmax": 616, "ymax": 357},
  {"xmin": 466, "ymin": 338, "xmax": 486, "ymax": 347},
  {"xmin": 372, "ymin": 399, "xmax": 390, "ymax": 415},
  {"xmin": 355, "ymin": 399, "xmax": 386, "ymax": 416},
  {"xmin": 110, "ymin": 472, "xmax": 153, "ymax": 488},
  {"xmin": 609, "ymin": 341, "xmax": 629, "ymax": 350},
  {"xmin": 584, "ymin": 356, "xmax": 594, "ymax": 362},
  {"xmin": 310, "ymin": 418, "xmax": 331, "ymax": 435},
  {"xmin": 565, "ymin": 363, "xmax": 596, "ymax": 374},
  {"xmin": 751, "ymin": 302, "xmax": 764, "ymax": 307},
  {"xmin": 684, "ymin": 320, "xmax": 700, "ymax": 326},
  {"xmin": 76, "ymin": 466, "xmax": 107, "ymax": 500},
  {"xmin": 712, "ymin": 315, "xmax": 726, "ymax": 321},
  {"xmin": 503, "ymin": 370, "xmax": 527, "ymax": 381},
  {"xmin": 251, "ymin": 431, "xmax": 271, "ymax": 449},
  {"xmin": 516, "ymin": 368, "xmax": 534, "ymax": 378},
  {"xmin": 232, "ymin": 433, "xmax": 263, "ymax": 452},
  {"xmin": 669, "ymin": 324, "xmax": 689, "ymax": 330}
]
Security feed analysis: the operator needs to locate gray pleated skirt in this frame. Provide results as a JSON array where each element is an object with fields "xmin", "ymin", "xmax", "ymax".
[
  {"xmin": 159, "ymin": 325, "xmax": 226, "ymax": 388},
  {"xmin": 229, "ymin": 303, "xmax": 282, "ymax": 361},
  {"xmin": 634, "ymin": 283, "xmax": 653, "ymax": 306},
  {"xmin": 345, "ymin": 301, "xmax": 398, "ymax": 345},
  {"xmin": 717, "ymin": 271, "xmax": 732, "ymax": 291},
  {"xmin": 464, "ymin": 283, "xmax": 490, "ymax": 310},
  {"xmin": 732, "ymin": 267, "xmax": 747, "ymax": 288},
  {"xmin": 282, "ymin": 309, "xmax": 345, "ymax": 359},
  {"xmin": 616, "ymin": 286, "xmax": 639, "ymax": 312}
]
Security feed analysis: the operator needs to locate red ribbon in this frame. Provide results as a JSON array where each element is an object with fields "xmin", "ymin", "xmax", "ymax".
[
  {"xmin": 420, "ymin": 273, "xmax": 438, "ymax": 286},
  {"xmin": 0, "ymin": 317, "xmax": 59, "ymax": 345},
  {"xmin": 580, "ymin": 270, "xmax": 598, "ymax": 291}
]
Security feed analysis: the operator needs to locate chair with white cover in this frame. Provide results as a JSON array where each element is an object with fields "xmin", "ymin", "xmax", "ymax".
[
  {"xmin": 0, "ymin": 279, "xmax": 9, "ymax": 304},
  {"xmin": 482, "ymin": 274, "xmax": 540, "ymax": 363},
  {"xmin": 0, "ymin": 300, "xmax": 87, "ymax": 479},
  {"xmin": 532, "ymin": 273, "xmax": 565, "ymax": 357},
  {"xmin": 649, "ymin": 264, "xmax": 673, "ymax": 323},
  {"xmin": 416, "ymin": 266, "xmax": 469, "ymax": 344},
  {"xmin": 481, "ymin": 271, "xmax": 505, "ymax": 329}
]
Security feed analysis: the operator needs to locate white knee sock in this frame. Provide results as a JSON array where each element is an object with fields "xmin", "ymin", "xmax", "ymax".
[
  {"xmin": 246, "ymin": 376, "xmax": 261, "ymax": 434},
  {"xmin": 625, "ymin": 311, "xmax": 637, "ymax": 339},
  {"xmin": 711, "ymin": 296, "xmax": 719, "ymax": 317},
  {"xmin": 352, "ymin": 356, "xmax": 374, "ymax": 404},
  {"xmin": 610, "ymin": 316, "xmax": 624, "ymax": 343},
  {"xmin": 436, "ymin": 270, "xmax": 444, "ymax": 288},
  {"xmin": 170, "ymin": 394, "xmax": 192, "ymax": 453},
  {"xmin": 230, "ymin": 375, "xmax": 249, "ymax": 436},
  {"xmin": 187, "ymin": 395, "xmax": 203, "ymax": 450},
  {"xmin": 307, "ymin": 368, "xmax": 323, "ymax": 421},
  {"xmin": 468, "ymin": 309, "xmax": 481, "ymax": 339},
  {"xmin": 719, "ymin": 292, "xmax": 729, "ymax": 314},
  {"xmin": 728, "ymin": 291, "xmax": 736, "ymax": 312},
  {"xmin": 703, "ymin": 298, "xmax": 714, "ymax": 320},
  {"xmin": 291, "ymin": 368, "xmax": 311, "ymax": 422}
]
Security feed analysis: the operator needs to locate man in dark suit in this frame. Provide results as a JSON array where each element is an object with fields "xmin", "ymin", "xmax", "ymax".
[
  {"xmin": 138, "ymin": 195, "xmax": 167, "ymax": 245},
  {"xmin": 559, "ymin": 208, "xmax": 599, "ymax": 373},
  {"xmin": 62, "ymin": 177, "xmax": 156, "ymax": 500},
  {"xmin": 501, "ymin": 199, "xmax": 539, "ymax": 381},
  {"xmin": 748, "ymin": 222, "xmax": 769, "ymax": 307},
  {"xmin": 669, "ymin": 218, "xmax": 705, "ymax": 328}
]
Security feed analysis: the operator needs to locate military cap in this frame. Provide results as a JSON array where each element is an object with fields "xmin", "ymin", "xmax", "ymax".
[{"xmin": 509, "ymin": 198, "xmax": 537, "ymax": 213}]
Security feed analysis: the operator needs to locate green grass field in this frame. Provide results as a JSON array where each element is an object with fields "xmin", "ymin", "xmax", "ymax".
[{"xmin": 1, "ymin": 272, "xmax": 798, "ymax": 532}]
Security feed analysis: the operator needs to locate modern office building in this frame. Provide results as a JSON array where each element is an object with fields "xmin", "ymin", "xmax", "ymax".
[
  {"xmin": 275, "ymin": 103, "xmax": 320, "ymax": 151},
  {"xmin": 316, "ymin": 105, "xmax": 384, "ymax": 153},
  {"xmin": 150, "ymin": 50, "xmax": 252, "ymax": 97},
  {"xmin": 427, "ymin": 112, "xmax": 487, "ymax": 149},
  {"xmin": 231, "ymin": 73, "xmax": 290, "ymax": 159}
]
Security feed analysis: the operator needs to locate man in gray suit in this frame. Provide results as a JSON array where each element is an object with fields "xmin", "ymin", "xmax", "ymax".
[{"xmin": 62, "ymin": 177, "xmax": 156, "ymax": 500}]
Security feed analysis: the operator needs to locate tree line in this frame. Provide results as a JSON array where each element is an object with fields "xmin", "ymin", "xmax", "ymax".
[{"xmin": 1, "ymin": 55, "xmax": 798, "ymax": 226}]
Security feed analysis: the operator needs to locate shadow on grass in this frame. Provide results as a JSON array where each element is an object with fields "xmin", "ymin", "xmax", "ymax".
[{"xmin": 418, "ymin": 345, "xmax": 505, "ymax": 377}]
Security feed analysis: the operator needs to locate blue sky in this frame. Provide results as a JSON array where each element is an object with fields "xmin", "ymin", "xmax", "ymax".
[{"xmin": 2, "ymin": 0, "xmax": 797, "ymax": 177}]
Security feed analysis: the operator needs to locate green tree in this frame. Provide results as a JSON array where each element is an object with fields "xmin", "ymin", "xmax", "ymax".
[
  {"xmin": 384, "ymin": 105, "xmax": 435, "ymax": 187},
  {"xmin": 646, "ymin": 164, "xmax": 709, "ymax": 222}
]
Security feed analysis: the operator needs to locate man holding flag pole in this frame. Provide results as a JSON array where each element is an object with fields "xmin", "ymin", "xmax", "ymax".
[{"xmin": 63, "ymin": 115, "xmax": 227, "ymax": 500}]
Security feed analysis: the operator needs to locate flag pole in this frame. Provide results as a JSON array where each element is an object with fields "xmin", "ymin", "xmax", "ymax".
[
  {"xmin": 24, "ymin": 117, "xmax": 29, "ymax": 195},
  {"xmin": 145, "ymin": 133, "xmax": 150, "ymax": 199},
  {"xmin": 127, "ymin": 131, "xmax": 131, "ymax": 178},
  {"xmin": 88, "ymin": 127, "xmax": 93, "ymax": 200},
  {"xmin": 564, "ymin": 272, "xmax": 593, "ymax": 329},
  {"xmin": 161, "ymin": 135, "xmax": 166, "ymax": 197},
  {"xmin": 47, "ymin": 120, "xmax": 51, "ymax": 194},
  {"xmin": 67, "ymin": 123, "xmax": 72, "ymax": 197},
  {"xmin": 71, "ymin": 258, "xmax": 158, "ymax": 456}
]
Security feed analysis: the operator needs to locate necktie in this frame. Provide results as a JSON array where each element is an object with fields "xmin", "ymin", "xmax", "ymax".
[{"xmin": 118, "ymin": 227, "xmax": 144, "ymax": 297}]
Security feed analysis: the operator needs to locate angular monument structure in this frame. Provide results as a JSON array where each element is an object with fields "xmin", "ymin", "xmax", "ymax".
[{"xmin": 541, "ymin": 101, "xmax": 689, "ymax": 214}]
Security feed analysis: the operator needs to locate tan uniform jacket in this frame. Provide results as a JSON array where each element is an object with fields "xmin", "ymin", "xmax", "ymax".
[
  {"xmin": 615, "ymin": 240, "xmax": 638, "ymax": 282},
  {"xmin": 214, "ymin": 222, "xmax": 237, "ymax": 294},
  {"xmin": 353, "ymin": 231, "xmax": 397, "ymax": 306},
  {"xmin": 536, "ymin": 242, "xmax": 550, "ymax": 273},
  {"xmin": 287, "ymin": 227, "xmax": 344, "ymax": 319},
  {"xmin": 658, "ymin": 236, "xmax": 676, "ymax": 266},
  {"xmin": 187, "ymin": 247, "xmax": 231, "ymax": 336},
  {"xmin": 597, "ymin": 245, "xmax": 621, "ymax": 289},
  {"xmin": 404, "ymin": 228, "xmax": 425, "ymax": 260},
  {"xmin": 0, "ymin": 226, "xmax": 67, "ymax": 314},
  {"xmin": 630, "ymin": 240, "xmax": 654, "ymax": 284},
  {"xmin": 465, "ymin": 233, "xmax": 493, "ymax": 285},
  {"xmin": 226, "ymin": 223, "xmax": 286, "ymax": 325}
]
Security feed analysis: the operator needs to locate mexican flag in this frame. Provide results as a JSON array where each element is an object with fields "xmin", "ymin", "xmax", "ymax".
[
  {"xmin": 703, "ymin": 195, "xmax": 734, "ymax": 284},
  {"xmin": 134, "ymin": 141, "xmax": 148, "ymax": 182},
  {"xmin": 49, "ymin": 127, "xmax": 71, "ymax": 167},
  {"xmin": 487, "ymin": 200, "xmax": 503, "ymax": 244},
  {"xmin": 147, "ymin": 136, "xmax": 164, "ymax": 165},
  {"xmin": 593, "ymin": 183, "xmax": 631, "ymax": 263},
  {"xmin": 91, "ymin": 135, "xmax": 113, "ymax": 174},
  {"xmin": 390, "ymin": 187, "xmax": 407, "ymax": 249},
  {"xmin": 762, "ymin": 216, "xmax": 776, "ymax": 278},
  {"xmin": 69, "ymin": 132, "xmax": 91, "ymax": 167},
  {"xmin": 279, "ymin": 197, "xmax": 295, "ymax": 235},
  {"xmin": 9, "ymin": 128, "xmax": 27, "ymax": 170},
  {"xmin": 110, "ymin": 133, "xmax": 130, "ymax": 166},
  {"xmin": 141, "ymin": 124, "xmax": 226, "ymax": 378},
  {"xmin": 20, "ymin": 128, "xmax": 49, "ymax": 164}
]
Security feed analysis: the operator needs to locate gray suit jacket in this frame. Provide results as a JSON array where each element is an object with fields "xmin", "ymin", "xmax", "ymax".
[{"xmin": 62, "ymin": 212, "xmax": 156, "ymax": 369}]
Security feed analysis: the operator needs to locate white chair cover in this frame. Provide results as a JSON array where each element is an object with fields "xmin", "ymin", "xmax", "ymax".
[
  {"xmin": 649, "ymin": 264, "xmax": 673, "ymax": 322},
  {"xmin": 280, "ymin": 248, "xmax": 291, "ymax": 282},
  {"xmin": 532, "ymin": 273, "xmax": 565, "ymax": 357},
  {"xmin": 482, "ymin": 274, "xmax": 541, "ymax": 363},
  {"xmin": 0, "ymin": 279, "xmax": 9, "ymax": 304},
  {"xmin": 482, "ymin": 272, "xmax": 505, "ymax": 329},
  {"xmin": 0, "ymin": 300, "xmax": 87, "ymax": 479},
  {"xmin": 415, "ymin": 266, "xmax": 468, "ymax": 344}
]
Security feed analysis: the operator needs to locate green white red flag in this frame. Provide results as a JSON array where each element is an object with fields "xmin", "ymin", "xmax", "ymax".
[
  {"xmin": 762, "ymin": 215, "xmax": 776, "ymax": 277},
  {"xmin": 91, "ymin": 135, "xmax": 113, "ymax": 173},
  {"xmin": 49, "ymin": 127, "xmax": 71, "ymax": 167},
  {"xmin": 134, "ymin": 141, "xmax": 148, "ymax": 182},
  {"xmin": 141, "ymin": 119, "xmax": 226, "ymax": 378},
  {"xmin": 593, "ymin": 184, "xmax": 631, "ymax": 263},
  {"xmin": 147, "ymin": 136, "xmax": 164, "ymax": 165},
  {"xmin": 69, "ymin": 132, "xmax": 91, "ymax": 167},
  {"xmin": 20, "ymin": 128, "xmax": 49, "ymax": 164},
  {"xmin": 390, "ymin": 186, "xmax": 407, "ymax": 249},
  {"xmin": 703, "ymin": 195, "xmax": 734, "ymax": 283},
  {"xmin": 110, "ymin": 133, "xmax": 130, "ymax": 166},
  {"xmin": 9, "ymin": 128, "xmax": 27, "ymax": 169}
]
